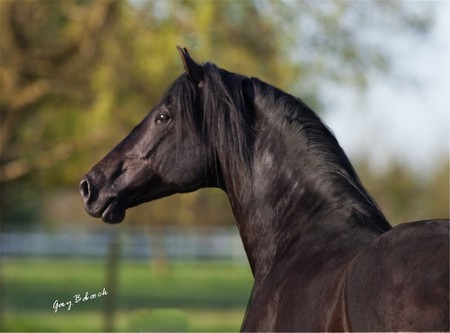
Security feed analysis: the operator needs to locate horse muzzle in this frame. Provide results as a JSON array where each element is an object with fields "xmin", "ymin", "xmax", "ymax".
[{"xmin": 79, "ymin": 176, "xmax": 126, "ymax": 224}]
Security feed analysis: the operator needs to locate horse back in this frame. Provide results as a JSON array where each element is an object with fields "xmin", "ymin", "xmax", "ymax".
[{"xmin": 346, "ymin": 219, "xmax": 449, "ymax": 331}]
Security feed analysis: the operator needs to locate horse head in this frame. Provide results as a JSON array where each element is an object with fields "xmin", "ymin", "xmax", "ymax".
[{"xmin": 79, "ymin": 47, "xmax": 215, "ymax": 223}]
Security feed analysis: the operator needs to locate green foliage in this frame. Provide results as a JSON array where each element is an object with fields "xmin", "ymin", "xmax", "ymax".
[
  {"xmin": 357, "ymin": 161, "xmax": 449, "ymax": 224},
  {"xmin": 1, "ymin": 0, "xmax": 432, "ymax": 186},
  {"xmin": 0, "ymin": 0, "xmax": 440, "ymax": 227}
]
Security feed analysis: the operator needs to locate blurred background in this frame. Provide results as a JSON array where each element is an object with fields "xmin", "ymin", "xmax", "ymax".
[{"xmin": 1, "ymin": 0, "xmax": 448, "ymax": 332}]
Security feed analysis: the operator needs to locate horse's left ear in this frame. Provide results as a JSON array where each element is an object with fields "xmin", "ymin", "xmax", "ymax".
[{"xmin": 177, "ymin": 46, "xmax": 203, "ymax": 84}]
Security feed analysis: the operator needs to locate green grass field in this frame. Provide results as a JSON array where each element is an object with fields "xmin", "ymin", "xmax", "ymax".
[{"xmin": 1, "ymin": 258, "xmax": 253, "ymax": 332}]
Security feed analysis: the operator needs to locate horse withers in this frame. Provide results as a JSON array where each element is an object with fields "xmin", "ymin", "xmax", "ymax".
[{"xmin": 80, "ymin": 46, "xmax": 449, "ymax": 331}]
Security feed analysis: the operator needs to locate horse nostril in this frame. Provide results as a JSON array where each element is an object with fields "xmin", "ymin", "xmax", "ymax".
[{"xmin": 79, "ymin": 178, "xmax": 91, "ymax": 201}]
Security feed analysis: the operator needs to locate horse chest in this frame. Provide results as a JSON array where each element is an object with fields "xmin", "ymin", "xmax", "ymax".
[{"xmin": 242, "ymin": 262, "xmax": 351, "ymax": 331}]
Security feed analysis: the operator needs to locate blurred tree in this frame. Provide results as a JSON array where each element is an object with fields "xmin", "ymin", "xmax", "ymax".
[
  {"xmin": 1, "ymin": 0, "xmax": 119, "ymax": 182},
  {"xmin": 357, "ymin": 161, "xmax": 449, "ymax": 225},
  {"xmin": 0, "ymin": 0, "xmax": 439, "ymax": 226}
]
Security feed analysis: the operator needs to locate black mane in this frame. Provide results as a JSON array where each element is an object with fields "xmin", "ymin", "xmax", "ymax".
[
  {"xmin": 167, "ymin": 63, "xmax": 255, "ymax": 190},
  {"xmin": 166, "ymin": 62, "xmax": 390, "ymax": 232}
]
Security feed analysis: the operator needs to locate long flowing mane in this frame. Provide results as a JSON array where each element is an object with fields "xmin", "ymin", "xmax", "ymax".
[
  {"xmin": 167, "ymin": 63, "xmax": 255, "ymax": 189},
  {"xmin": 166, "ymin": 62, "xmax": 390, "ymax": 232}
]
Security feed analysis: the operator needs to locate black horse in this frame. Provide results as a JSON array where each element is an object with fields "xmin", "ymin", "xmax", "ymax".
[{"xmin": 80, "ymin": 47, "xmax": 449, "ymax": 331}]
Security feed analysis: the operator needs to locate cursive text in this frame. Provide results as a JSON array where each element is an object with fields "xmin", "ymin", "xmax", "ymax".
[{"xmin": 53, "ymin": 288, "xmax": 108, "ymax": 313}]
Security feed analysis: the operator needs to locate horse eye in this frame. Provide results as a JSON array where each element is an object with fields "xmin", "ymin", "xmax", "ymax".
[{"xmin": 155, "ymin": 113, "xmax": 171, "ymax": 125}]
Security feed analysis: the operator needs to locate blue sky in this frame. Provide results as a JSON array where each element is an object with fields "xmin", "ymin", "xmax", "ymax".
[{"xmin": 323, "ymin": 1, "xmax": 449, "ymax": 177}]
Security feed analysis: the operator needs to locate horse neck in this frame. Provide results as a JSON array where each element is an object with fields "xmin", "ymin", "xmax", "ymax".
[{"xmin": 222, "ymin": 87, "xmax": 389, "ymax": 280}]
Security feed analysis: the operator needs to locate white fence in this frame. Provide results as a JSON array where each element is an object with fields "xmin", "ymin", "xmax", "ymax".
[{"xmin": 1, "ymin": 227, "xmax": 248, "ymax": 263}]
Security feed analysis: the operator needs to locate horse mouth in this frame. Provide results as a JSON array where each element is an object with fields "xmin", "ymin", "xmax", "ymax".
[
  {"xmin": 82, "ymin": 196, "xmax": 126, "ymax": 224},
  {"xmin": 100, "ymin": 198, "xmax": 126, "ymax": 224}
]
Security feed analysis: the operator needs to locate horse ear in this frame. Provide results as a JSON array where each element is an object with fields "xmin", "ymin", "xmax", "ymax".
[{"xmin": 177, "ymin": 46, "xmax": 203, "ymax": 83}]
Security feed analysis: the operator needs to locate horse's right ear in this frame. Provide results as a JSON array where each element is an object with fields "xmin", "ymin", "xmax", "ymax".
[{"xmin": 177, "ymin": 46, "xmax": 203, "ymax": 84}]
